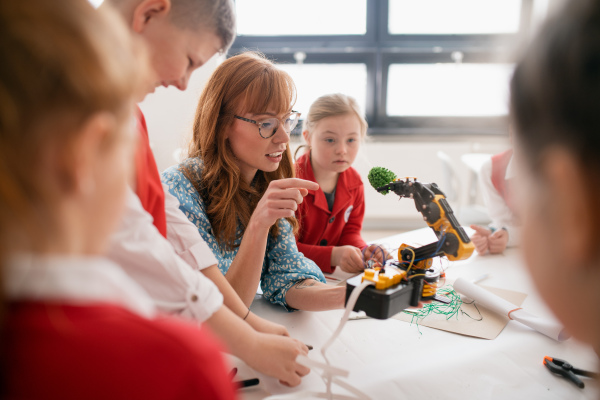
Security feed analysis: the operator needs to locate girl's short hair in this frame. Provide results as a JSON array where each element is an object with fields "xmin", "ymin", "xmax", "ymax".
[
  {"xmin": 302, "ymin": 93, "xmax": 368, "ymax": 141},
  {"xmin": 184, "ymin": 51, "xmax": 298, "ymax": 249}
]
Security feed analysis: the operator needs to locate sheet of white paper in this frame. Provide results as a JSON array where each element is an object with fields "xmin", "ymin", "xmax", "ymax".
[
  {"xmin": 394, "ymin": 281, "xmax": 527, "ymax": 340},
  {"xmin": 453, "ymin": 277, "xmax": 570, "ymax": 342}
]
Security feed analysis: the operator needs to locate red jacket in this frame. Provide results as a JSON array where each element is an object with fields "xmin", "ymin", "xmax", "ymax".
[
  {"xmin": 295, "ymin": 153, "xmax": 367, "ymax": 273},
  {"xmin": 134, "ymin": 108, "xmax": 167, "ymax": 237}
]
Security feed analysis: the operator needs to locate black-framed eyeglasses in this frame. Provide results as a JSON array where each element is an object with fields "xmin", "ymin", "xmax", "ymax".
[{"xmin": 234, "ymin": 111, "xmax": 301, "ymax": 139}]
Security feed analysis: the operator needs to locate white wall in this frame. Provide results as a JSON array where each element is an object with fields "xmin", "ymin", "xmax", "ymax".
[
  {"xmin": 140, "ymin": 56, "xmax": 510, "ymax": 231},
  {"xmin": 291, "ymin": 136, "xmax": 509, "ymax": 229}
]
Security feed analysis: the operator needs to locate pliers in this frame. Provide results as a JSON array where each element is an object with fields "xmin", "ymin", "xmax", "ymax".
[{"xmin": 543, "ymin": 356, "xmax": 599, "ymax": 388}]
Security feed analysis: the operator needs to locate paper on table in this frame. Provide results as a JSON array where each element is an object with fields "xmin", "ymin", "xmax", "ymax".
[
  {"xmin": 394, "ymin": 281, "xmax": 527, "ymax": 340},
  {"xmin": 453, "ymin": 277, "xmax": 570, "ymax": 342}
]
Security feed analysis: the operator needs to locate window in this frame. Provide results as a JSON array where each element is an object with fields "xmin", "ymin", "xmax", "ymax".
[
  {"xmin": 236, "ymin": 0, "xmax": 367, "ymax": 36},
  {"xmin": 229, "ymin": 0, "xmax": 531, "ymax": 135},
  {"xmin": 388, "ymin": 0, "xmax": 522, "ymax": 35},
  {"xmin": 387, "ymin": 63, "xmax": 514, "ymax": 116},
  {"xmin": 278, "ymin": 63, "xmax": 368, "ymax": 118}
]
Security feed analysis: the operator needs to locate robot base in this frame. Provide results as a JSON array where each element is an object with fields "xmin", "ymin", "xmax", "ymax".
[{"xmin": 345, "ymin": 274, "xmax": 422, "ymax": 320}]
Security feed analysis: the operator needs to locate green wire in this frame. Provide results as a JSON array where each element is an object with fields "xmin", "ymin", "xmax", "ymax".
[{"xmin": 402, "ymin": 285, "xmax": 482, "ymax": 334}]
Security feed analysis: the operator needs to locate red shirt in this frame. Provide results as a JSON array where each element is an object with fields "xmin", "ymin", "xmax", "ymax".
[
  {"xmin": 295, "ymin": 153, "xmax": 367, "ymax": 273},
  {"xmin": 2, "ymin": 301, "xmax": 237, "ymax": 400},
  {"xmin": 134, "ymin": 108, "xmax": 167, "ymax": 237}
]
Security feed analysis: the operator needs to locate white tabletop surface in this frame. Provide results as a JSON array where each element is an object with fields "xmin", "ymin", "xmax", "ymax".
[{"xmin": 235, "ymin": 228, "xmax": 599, "ymax": 400}]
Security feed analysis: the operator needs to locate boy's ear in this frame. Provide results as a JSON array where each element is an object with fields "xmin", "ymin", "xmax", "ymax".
[
  {"xmin": 131, "ymin": 0, "xmax": 172, "ymax": 33},
  {"xmin": 64, "ymin": 113, "xmax": 116, "ymax": 196},
  {"xmin": 539, "ymin": 148, "xmax": 597, "ymax": 267}
]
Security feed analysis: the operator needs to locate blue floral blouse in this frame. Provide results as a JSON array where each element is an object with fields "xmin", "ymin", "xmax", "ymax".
[{"xmin": 161, "ymin": 157, "xmax": 326, "ymax": 310}]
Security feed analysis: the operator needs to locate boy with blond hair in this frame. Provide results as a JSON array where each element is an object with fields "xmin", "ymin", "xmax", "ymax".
[{"xmin": 102, "ymin": 0, "xmax": 309, "ymax": 386}]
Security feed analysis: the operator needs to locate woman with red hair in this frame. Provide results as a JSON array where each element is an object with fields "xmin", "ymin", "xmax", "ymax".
[{"xmin": 162, "ymin": 52, "xmax": 346, "ymax": 311}]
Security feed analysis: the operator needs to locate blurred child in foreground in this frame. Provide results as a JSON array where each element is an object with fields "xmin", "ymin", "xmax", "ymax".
[
  {"xmin": 510, "ymin": 0, "xmax": 600, "ymax": 355},
  {"xmin": 0, "ymin": 1, "xmax": 235, "ymax": 398}
]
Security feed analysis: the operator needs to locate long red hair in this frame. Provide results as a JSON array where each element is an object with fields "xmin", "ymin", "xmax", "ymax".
[{"xmin": 184, "ymin": 52, "xmax": 298, "ymax": 249}]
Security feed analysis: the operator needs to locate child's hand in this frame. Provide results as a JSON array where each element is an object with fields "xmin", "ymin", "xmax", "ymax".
[
  {"xmin": 332, "ymin": 245, "xmax": 364, "ymax": 273},
  {"xmin": 363, "ymin": 243, "xmax": 391, "ymax": 265},
  {"xmin": 470, "ymin": 225, "xmax": 492, "ymax": 254},
  {"xmin": 488, "ymin": 229, "xmax": 509, "ymax": 254},
  {"xmin": 247, "ymin": 334, "xmax": 310, "ymax": 387}
]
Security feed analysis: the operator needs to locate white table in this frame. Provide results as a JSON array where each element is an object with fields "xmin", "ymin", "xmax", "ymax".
[{"xmin": 236, "ymin": 228, "xmax": 598, "ymax": 400}]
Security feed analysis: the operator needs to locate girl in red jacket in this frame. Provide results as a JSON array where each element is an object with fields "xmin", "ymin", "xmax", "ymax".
[{"xmin": 295, "ymin": 94, "xmax": 389, "ymax": 274}]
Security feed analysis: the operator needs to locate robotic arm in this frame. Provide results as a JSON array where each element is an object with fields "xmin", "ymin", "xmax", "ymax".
[
  {"xmin": 344, "ymin": 168, "xmax": 474, "ymax": 319},
  {"xmin": 376, "ymin": 177, "xmax": 474, "ymax": 263}
]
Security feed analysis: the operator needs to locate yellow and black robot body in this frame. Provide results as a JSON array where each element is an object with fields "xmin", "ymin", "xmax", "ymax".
[{"xmin": 345, "ymin": 177, "xmax": 475, "ymax": 320}]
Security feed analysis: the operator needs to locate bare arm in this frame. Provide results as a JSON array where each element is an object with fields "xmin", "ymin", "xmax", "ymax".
[
  {"xmin": 202, "ymin": 264, "xmax": 289, "ymax": 336},
  {"xmin": 221, "ymin": 220, "xmax": 270, "ymax": 307},
  {"xmin": 285, "ymin": 279, "xmax": 346, "ymax": 311}
]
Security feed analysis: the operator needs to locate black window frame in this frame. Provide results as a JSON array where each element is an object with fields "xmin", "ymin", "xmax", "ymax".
[{"xmin": 228, "ymin": 0, "xmax": 533, "ymax": 136}]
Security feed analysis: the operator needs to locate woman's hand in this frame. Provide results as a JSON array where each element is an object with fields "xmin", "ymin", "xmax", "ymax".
[
  {"xmin": 331, "ymin": 245, "xmax": 364, "ymax": 273},
  {"xmin": 249, "ymin": 178, "xmax": 319, "ymax": 232},
  {"xmin": 226, "ymin": 178, "xmax": 318, "ymax": 306}
]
